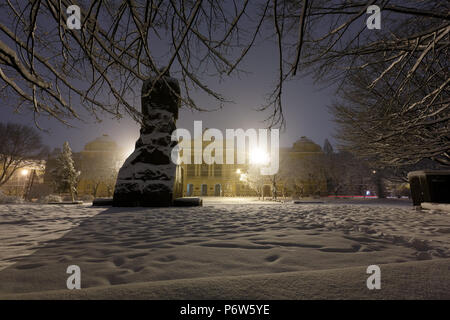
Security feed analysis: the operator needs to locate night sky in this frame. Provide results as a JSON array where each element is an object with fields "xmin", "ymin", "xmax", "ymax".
[{"xmin": 0, "ymin": 6, "xmax": 337, "ymax": 154}]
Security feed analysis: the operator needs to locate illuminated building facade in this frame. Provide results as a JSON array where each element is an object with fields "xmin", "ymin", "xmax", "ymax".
[{"xmin": 177, "ymin": 136, "xmax": 327, "ymax": 197}]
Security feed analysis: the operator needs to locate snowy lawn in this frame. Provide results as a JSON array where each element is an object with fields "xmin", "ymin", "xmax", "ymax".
[{"xmin": 0, "ymin": 198, "xmax": 449, "ymax": 295}]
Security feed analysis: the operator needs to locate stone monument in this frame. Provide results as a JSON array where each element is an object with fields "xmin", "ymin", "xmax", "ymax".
[{"xmin": 113, "ymin": 69, "xmax": 180, "ymax": 207}]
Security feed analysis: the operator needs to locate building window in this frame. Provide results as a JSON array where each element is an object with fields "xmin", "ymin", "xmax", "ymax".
[
  {"xmin": 214, "ymin": 184, "xmax": 221, "ymax": 196},
  {"xmin": 186, "ymin": 184, "xmax": 194, "ymax": 196}
]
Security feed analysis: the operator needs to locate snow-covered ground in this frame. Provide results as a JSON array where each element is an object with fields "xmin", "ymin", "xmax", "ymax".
[
  {"xmin": 0, "ymin": 204, "xmax": 101, "ymax": 271},
  {"xmin": 0, "ymin": 198, "xmax": 449, "ymax": 297}
]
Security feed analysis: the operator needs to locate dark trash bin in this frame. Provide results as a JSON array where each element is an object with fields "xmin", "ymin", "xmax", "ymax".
[{"xmin": 407, "ymin": 170, "xmax": 450, "ymax": 206}]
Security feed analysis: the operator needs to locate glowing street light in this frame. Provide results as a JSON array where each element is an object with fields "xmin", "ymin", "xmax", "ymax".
[
  {"xmin": 249, "ymin": 147, "xmax": 270, "ymax": 165},
  {"xmin": 21, "ymin": 169, "xmax": 29, "ymax": 176}
]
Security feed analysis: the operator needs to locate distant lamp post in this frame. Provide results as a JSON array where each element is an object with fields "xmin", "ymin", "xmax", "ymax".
[{"xmin": 20, "ymin": 168, "xmax": 30, "ymax": 200}]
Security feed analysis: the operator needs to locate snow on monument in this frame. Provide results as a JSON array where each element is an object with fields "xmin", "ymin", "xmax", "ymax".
[{"xmin": 113, "ymin": 70, "xmax": 180, "ymax": 207}]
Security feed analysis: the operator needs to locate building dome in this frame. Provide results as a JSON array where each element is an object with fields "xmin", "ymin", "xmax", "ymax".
[
  {"xmin": 84, "ymin": 134, "xmax": 118, "ymax": 151},
  {"xmin": 292, "ymin": 136, "xmax": 322, "ymax": 153}
]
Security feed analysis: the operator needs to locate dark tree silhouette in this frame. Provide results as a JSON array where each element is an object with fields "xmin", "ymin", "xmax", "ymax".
[
  {"xmin": 0, "ymin": 122, "xmax": 48, "ymax": 187},
  {"xmin": 1, "ymin": 1, "xmax": 447, "ymax": 127}
]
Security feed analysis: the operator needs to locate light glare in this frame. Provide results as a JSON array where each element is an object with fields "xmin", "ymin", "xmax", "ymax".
[{"xmin": 249, "ymin": 148, "xmax": 270, "ymax": 165}]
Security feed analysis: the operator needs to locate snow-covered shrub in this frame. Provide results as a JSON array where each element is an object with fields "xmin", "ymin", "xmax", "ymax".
[
  {"xmin": 0, "ymin": 190, "xmax": 24, "ymax": 204},
  {"xmin": 39, "ymin": 194, "xmax": 63, "ymax": 203}
]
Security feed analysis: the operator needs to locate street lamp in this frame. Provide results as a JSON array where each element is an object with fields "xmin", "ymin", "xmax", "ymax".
[
  {"xmin": 249, "ymin": 148, "xmax": 270, "ymax": 165},
  {"xmin": 20, "ymin": 169, "xmax": 30, "ymax": 200}
]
